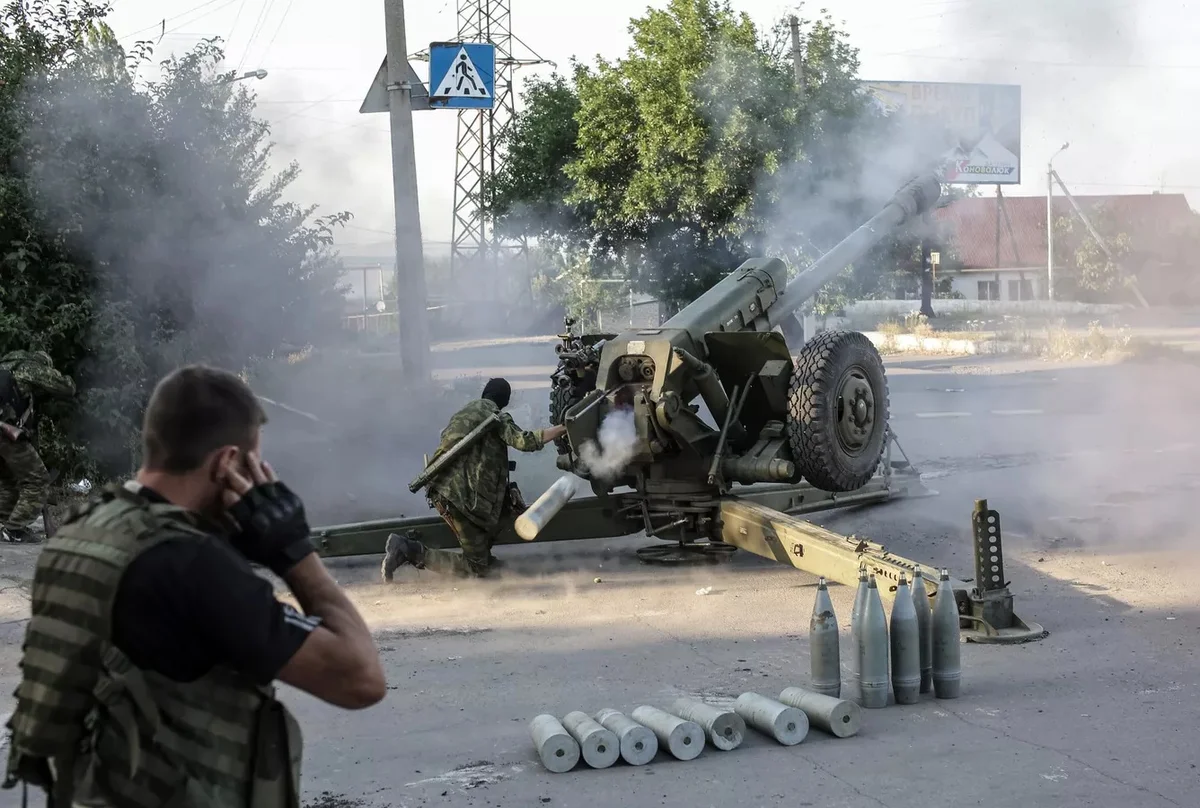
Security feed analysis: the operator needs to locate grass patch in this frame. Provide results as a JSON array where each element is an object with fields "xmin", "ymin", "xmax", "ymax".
[
  {"xmin": 866, "ymin": 314, "xmax": 1186, "ymax": 363},
  {"xmin": 1003, "ymin": 320, "xmax": 1132, "ymax": 361}
]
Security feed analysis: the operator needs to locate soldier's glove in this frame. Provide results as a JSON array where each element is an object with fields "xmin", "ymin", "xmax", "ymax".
[{"xmin": 228, "ymin": 481, "xmax": 316, "ymax": 577}]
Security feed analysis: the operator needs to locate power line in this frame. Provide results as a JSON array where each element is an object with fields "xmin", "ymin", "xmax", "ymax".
[
  {"xmin": 237, "ymin": 0, "xmax": 277, "ymax": 72},
  {"xmin": 117, "ymin": 0, "xmax": 230, "ymax": 40},
  {"xmin": 225, "ymin": 0, "xmax": 249, "ymax": 45},
  {"xmin": 873, "ymin": 49, "xmax": 1200, "ymax": 71},
  {"xmin": 255, "ymin": 0, "xmax": 296, "ymax": 64},
  {"xmin": 255, "ymin": 98, "xmax": 362, "ymax": 104}
]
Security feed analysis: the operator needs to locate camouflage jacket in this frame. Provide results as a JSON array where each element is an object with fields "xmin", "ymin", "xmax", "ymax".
[
  {"xmin": 426, "ymin": 398, "xmax": 544, "ymax": 529},
  {"xmin": 0, "ymin": 350, "xmax": 76, "ymax": 426}
]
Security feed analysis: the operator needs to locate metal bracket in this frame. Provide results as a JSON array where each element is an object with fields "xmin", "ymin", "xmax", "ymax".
[{"xmin": 958, "ymin": 499, "xmax": 1048, "ymax": 644}]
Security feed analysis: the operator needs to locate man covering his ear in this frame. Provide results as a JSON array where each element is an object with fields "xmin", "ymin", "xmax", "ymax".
[{"xmin": 382, "ymin": 377, "xmax": 566, "ymax": 580}]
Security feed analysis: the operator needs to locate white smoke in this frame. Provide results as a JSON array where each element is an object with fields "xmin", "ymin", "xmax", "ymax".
[{"xmin": 577, "ymin": 409, "xmax": 638, "ymax": 481}]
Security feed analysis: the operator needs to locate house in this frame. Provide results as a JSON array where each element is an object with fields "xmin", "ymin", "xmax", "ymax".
[{"xmin": 933, "ymin": 192, "xmax": 1196, "ymax": 302}]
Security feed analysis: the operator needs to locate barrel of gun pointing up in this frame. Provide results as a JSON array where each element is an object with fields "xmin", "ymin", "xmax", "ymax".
[
  {"xmin": 656, "ymin": 172, "xmax": 942, "ymax": 345},
  {"xmin": 767, "ymin": 172, "xmax": 943, "ymax": 326}
]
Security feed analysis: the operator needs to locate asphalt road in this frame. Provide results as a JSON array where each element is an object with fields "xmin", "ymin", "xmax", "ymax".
[
  {"xmin": 285, "ymin": 351, "xmax": 1200, "ymax": 808},
  {"xmin": 3, "ymin": 351, "xmax": 1200, "ymax": 808}
]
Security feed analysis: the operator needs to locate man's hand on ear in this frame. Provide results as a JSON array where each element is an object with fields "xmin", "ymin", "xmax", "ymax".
[{"xmin": 219, "ymin": 451, "xmax": 316, "ymax": 577}]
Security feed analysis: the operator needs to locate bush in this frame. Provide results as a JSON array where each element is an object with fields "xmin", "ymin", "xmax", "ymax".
[{"xmin": 0, "ymin": 1, "xmax": 349, "ymax": 479}]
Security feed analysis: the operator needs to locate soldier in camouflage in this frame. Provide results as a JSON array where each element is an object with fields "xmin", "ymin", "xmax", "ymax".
[
  {"xmin": 3, "ymin": 365, "xmax": 385, "ymax": 808},
  {"xmin": 0, "ymin": 350, "xmax": 75, "ymax": 543},
  {"xmin": 382, "ymin": 377, "xmax": 567, "ymax": 581}
]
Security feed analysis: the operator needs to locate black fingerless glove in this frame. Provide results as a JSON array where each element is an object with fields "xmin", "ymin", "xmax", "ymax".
[{"xmin": 228, "ymin": 481, "xmax": 316, "ymax": 577}]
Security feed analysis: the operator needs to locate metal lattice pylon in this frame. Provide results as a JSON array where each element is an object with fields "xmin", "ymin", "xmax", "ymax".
[{"xmin": 450, "ymin": 0, "xmax": 546, "ymax": 293}]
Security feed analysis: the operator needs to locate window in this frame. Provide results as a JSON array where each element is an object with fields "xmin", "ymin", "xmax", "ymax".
[
  {"xmin": 1007, "ymin": 279, "xmax": 1035, "ymax": 301},
  {"xmin": 977, "ymin": 280, "xmax": 999, "ymax": 300}
]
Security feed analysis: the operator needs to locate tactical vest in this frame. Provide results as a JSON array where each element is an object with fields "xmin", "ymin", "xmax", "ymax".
[{"xmin": 3, "ymin": 483, "xmax": 303, "ymax": 808}]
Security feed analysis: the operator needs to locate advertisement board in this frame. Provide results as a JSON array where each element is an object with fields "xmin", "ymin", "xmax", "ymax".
[{"xmin": 861, "ymin": 81, "xmax": 1022, "ymax": 185}]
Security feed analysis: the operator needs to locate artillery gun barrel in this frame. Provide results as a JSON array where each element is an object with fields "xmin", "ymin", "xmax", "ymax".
[{"xmin": 768, "ymin": 172, "xmax": 942, "ymax": 327}]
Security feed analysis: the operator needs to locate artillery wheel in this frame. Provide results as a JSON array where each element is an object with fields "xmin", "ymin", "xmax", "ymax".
[
  {"xmin": 548, "ymin": 383, "xmax": 581, "ymax": 454},
  {"xmin": 786, "ymin": 330, "xmax": 890, "ymax": 492}
]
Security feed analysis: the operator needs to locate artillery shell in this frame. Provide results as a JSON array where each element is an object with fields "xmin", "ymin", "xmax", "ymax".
[
  {"xmin": 515, "ymin": 475, "xmax": 579, "ymax": 541},
  {"xmin": 593, "ymin": 708, "xmax": 657, "ymax": 766},
  {"xmin": 932, "ymin": 568, "xmax": 962, "ymax": 699},
  {"xmin": 777, "ymin": 686, "xmax": 862, "ymax": 738},
  {"xmin": 631, "ymin": 706, "xmax": 704, "ymax": 761},
  {"xmin": 889, "ymin": 574, "xmax": 922, "ymax": 705},
  {"xmin": 848, "ymin": 567, "xmax": 869, "ymax": 686},
  {"xmin": 912, "ymin": 566, "xmax": 934, "ymax": 694},
  {"xmin": 734, "ymin": 692, "xmax": 808, "ymax": 746},
  {"xmin": 529, "ymin": 714, "xmax": 580, "ymax": 773},
  {"xmin": 809, "ymin": 577, "xmax": 841, "ymax": 698},
  {"xmin": 562, "ymin": 710, "xmax": 619, "ymax": 769},
  {"xmin": 670, "ymin": 698, "xmax": 745, "ymax": 751},
  {"xmin": 858, "ymin": 575, "xmax": 890, "ymax": 709}
]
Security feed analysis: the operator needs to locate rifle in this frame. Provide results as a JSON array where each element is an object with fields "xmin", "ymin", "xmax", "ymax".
[
  {"xmin": 408, "ymin": 412, "xmax": 500, "ymax": 494},
  {"xmin": 42, "ymin": 469, "xmax": 60, "ymax": 538}
]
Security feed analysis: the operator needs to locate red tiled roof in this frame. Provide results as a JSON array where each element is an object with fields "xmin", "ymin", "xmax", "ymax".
[{"xmin": 934, "ymin": 193, "xmax": 1194, "ymax": 270}]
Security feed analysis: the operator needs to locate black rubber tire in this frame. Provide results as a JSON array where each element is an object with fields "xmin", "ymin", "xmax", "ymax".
[
  {"xmin": 786, "ymin": 330, "xmax": 890, "ymax": 492},
  {"xmin": 548, "ymin": 383, "xmax": 579, "ymax": 455}
]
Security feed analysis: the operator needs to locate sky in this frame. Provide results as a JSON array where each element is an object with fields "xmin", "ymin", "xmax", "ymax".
[{"xmin": 103, "ymin": 0, "xmax": 1200, "ymax": 257}]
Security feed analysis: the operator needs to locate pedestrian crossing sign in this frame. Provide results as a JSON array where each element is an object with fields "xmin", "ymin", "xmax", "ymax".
[{"xmin": 428, "ymin": 42, "xmax": 495, "ymax": 109}]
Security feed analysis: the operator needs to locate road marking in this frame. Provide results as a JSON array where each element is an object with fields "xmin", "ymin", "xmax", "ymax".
[
  {"xmin": 915, "ymin": 411, "xmax": 972, "ymax": 418},
  {"xmin": 990, "ymin": 409, "xmax": 1045, "ymax": 416}
]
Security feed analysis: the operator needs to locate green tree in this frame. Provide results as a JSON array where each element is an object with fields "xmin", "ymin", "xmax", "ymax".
[
  {"xmin": 489, "ymin": 72, "xmax": 587, "ymax": 245},
  {"xmin": 492, "ymin": 0, "xmax": 958, "ymax": 318},
  {"xmin": 1051, "ymin": 205, "xmax": 1132, "ymax": 302},
  {"xmin": 528, "ymin": 245, "xmax": 627, "ymax": 332},
  {"xmin": 0, "ymin": 0, "xmax": 350, "ymax": 478}
]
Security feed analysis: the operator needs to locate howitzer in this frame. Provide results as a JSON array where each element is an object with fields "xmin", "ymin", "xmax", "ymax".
[
  {"xmin": 525, "ymin": 172, "xmax": 945, "ymax": 566},
  {"xmin": 407, "ymin": 412, "xmax": 500, "ymax": 494},
  {"xmin": 311, "ymin": 170, "xmax": 1045, "ymax": 643},
  {"xmin": 549, "ymin": 172, "xmax": 942, "ymax": 496}
]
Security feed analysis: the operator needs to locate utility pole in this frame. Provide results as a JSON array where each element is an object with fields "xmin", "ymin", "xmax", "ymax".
[
  {"xmin": 789, "ymin": 16, "xmax": 804, "ymax": 94},
  {"xmin": 383, "ymin": 0, "xmax": 431, "ymax": 382},
  {"xmin": 1049, "ymin": 167, "xmax": 1150, "ymax": 309},
  {"xmin": 1046, "ymin": 142, "xmax": 1069, "ymax": 302}
]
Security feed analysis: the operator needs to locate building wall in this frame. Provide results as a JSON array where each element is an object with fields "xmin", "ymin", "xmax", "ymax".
[{"xmin": 949, "ymin": 269, "xmax": 1045, "ymax": 302}]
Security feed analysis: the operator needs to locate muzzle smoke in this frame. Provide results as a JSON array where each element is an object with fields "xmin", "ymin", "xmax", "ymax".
[{"xmin": 578, "ymin": 409, "xmax": 637, "ymax": 481}]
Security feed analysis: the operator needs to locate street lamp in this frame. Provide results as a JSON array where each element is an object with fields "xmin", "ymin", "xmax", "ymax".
[
  {"xmin": 217, "ymin": 68, "xmax": 268, "ymax": 85},
  {"xmin": 1046, "ymin": 141, "xmax": 1069, "ymax": 301}
]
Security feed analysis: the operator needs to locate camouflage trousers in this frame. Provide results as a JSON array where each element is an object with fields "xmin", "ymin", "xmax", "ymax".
[
  {"xmin": 0, "ymin": 436, "xmax": 48, "ymax": 530},
  {"xmin": 427, "ymin": 498, "xmax": 502, "ymax": 578}
]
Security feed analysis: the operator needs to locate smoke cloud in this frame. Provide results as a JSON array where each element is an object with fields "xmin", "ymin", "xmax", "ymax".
[{"xmin": 577, "ymin": 409, "xmax": 637, "ymax": 481}]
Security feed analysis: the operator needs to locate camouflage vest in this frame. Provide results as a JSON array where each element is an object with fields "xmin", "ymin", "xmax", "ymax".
[{"xmin": 3, "ymin": 483, "xmax": 303, "ymax": 808}]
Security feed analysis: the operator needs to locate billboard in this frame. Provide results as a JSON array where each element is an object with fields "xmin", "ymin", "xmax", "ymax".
[{"xmin": 861, "ymin": 81, "xmax": 1021, "ymax": 185}]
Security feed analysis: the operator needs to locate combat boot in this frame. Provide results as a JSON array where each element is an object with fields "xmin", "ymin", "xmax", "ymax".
[
  {"xmin": 1, "ymin": 525, "xmax": 36, "ymax": 543},
  {"xmin": 381, "ymin": 533, "xmax": 426, "ymax": 582}
]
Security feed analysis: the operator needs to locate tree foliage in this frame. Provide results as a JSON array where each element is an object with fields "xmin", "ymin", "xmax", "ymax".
[
  {"xmin": 492, "ymin": 0, "xmax": 957, "ymax": 316},
  {"xmin": 0, "ymin": 0, "xmax": 349, "ymax": 478},
  {"xmin": 1051, "ymin": 207, "xmax": 1132, "ymax": 302}
]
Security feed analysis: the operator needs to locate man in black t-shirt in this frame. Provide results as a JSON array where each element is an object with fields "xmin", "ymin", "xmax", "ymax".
[
  {"xmin": 108, "ymin": 365, "xmax": 386, "ymax": 701},
  {"xmin": 5, "ymin": 365, "xmax": 386, "ymax": 807}
]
